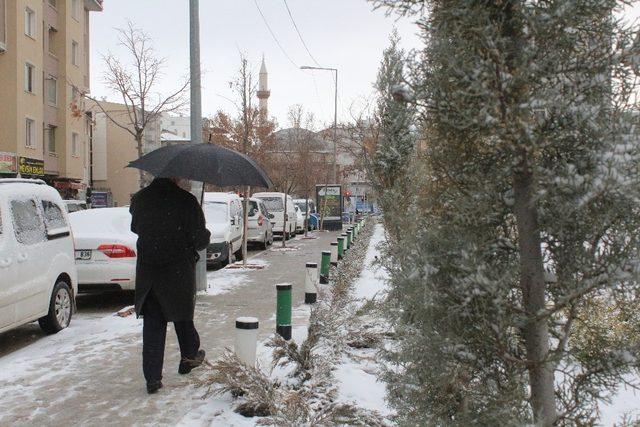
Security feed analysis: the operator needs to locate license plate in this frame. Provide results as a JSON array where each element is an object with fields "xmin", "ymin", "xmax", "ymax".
[{"xmin": 75, "ymin": 250, "xmax": 92, "ymax": 260}]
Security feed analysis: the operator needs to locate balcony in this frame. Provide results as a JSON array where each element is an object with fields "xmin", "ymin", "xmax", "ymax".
[{"xmin": 84, "ymin": 0, "xmax": 103, "ymax": 12}]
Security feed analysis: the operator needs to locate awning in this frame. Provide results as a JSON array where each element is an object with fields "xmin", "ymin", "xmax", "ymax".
[{"xmin": 54, "ymin": 181, "xmax": 85, "ymax": 190}]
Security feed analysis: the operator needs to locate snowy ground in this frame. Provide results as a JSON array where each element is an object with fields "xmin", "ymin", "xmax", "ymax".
[
  {"xmin": 183, "ymin": 224, "xmax": 391, "ymax": 426},
  {"xmin": 0, "ymin": 231, "xmax": 340, "ymax": 426}
]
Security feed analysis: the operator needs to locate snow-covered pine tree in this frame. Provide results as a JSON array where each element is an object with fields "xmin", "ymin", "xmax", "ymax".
[
  {"xmin": 371, "ymin": 1, "xmax": 640, "ymax": 425},
  {"xmin": 368, "ymin": 30, "xmax": 417, "ymax": 239}
]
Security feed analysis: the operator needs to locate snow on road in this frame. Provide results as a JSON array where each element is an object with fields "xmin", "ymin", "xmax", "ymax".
[{"xmin": 201, "ymin": 259, "xmax": 269, "ymax": 296}]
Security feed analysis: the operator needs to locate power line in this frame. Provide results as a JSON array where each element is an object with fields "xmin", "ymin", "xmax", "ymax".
[
  {"xmin": 253, "ymin": 0, "xmax": 299, "ymax": 69},
  {"xmin": 282, "ymin": 0, "xmax": 321, "ymax": 67}
]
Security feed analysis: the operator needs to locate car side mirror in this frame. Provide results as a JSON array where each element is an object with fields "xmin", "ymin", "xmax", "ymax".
[{"xmin": 268, "ymin": 213, "xmax": 275, "ymax": 219}]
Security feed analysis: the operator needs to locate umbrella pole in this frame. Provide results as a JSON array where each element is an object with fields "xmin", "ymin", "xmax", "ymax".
[{"xmin": 242, "ymin": 185, "xmax": 250, "ymax": 268}]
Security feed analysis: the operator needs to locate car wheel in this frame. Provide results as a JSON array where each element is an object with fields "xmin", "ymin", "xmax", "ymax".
[
  {"xmin": 260, "ymin": 232, "xmax": 269, "ymax": 250},
  {"xmin": 39, "ymin": 280, "xmax": 73, "ymax": 334}
]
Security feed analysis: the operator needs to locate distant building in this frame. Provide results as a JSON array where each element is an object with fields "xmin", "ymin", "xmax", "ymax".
[
  {"xmin": 0, "ymin": 0, "xmax": 103, "ymax": 200},
  {"xmin": 161, "ymin": 113, "xmax": 190, "ymax": 141},
  {"xmin": 89, "ymin": 100, "xmax": 161, "ymax": 207}
]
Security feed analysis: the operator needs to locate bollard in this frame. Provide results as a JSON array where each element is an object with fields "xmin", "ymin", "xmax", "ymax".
[
  {"xmin": 337, "ymin": 237, "xmax": 344, "ymax": 260},
  {"xmin": 330, "ymin": 242, "xmax": 339, "ymax": 266},
  {"xmin": 347, "ymin": 229, "xmax": 353, "ymax": 248},
  {"xmin": 320, "ymin": 251, "xmax": 331, "ymax": 284},
  {"xmin": 341, "ymin": 232, "xmax": 349, "ymax": 251},
  {"xmin": 234, "ymin": 317, "xmax": 259, "ymax": 366},
  {"xmin": 305, "ymin": 262, "xmax": 318, "ymax": 304},
  {"xmin": 349, "ymin": 227, "xmax": 355, "ymax": 242},
  {"xmin": 276, "ymin": 284, "xmax": 292, "ymax": 340}
]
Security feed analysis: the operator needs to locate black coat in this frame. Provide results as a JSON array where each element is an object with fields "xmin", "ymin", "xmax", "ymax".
[{"xmin": 130, "ymin": 178, "xmax": 210, "ymax": 322}]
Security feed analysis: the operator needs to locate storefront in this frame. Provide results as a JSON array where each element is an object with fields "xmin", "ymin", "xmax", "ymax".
[
  {"xmin": 53, "ymin": 179, "xmax": 86, "ymax": 201},
  {"xmin": 0, "ymin": 152, "xmax": 17, "ymax": 177}
]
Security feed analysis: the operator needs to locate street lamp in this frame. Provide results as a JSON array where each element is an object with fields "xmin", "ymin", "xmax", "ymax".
[{"xmin": 300, "ymin": 66, "xmax": 338, "ymax": 183}]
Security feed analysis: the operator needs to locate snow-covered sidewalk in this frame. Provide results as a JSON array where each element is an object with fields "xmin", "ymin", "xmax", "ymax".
[{"xmin": 185, "ymin": 223, "xmax": 392, "ymax": 426}]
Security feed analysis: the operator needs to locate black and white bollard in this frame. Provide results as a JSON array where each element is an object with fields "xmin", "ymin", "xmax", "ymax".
[
  {"xmin": 234, "ymin": 317, "xmax": 259, "ymax": 366},
  {"xmin": 330, "ymin": 242, "xmax": 339, "ymax": 267},
  {"xmin": 304, "ymin": 262, "xmax": 318, "ymax": 304}
]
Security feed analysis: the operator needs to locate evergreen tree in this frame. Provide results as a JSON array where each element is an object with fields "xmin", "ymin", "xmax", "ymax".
[
  {"xmin": 369, "ymin": 30, "xmax": 417, "ymax": 239},
  {"xmin": 372, "ymin": 1, "xmax": 640, "ymax": 425}
]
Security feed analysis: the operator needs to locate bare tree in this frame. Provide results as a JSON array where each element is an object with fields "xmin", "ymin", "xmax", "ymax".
[{"xmin": 79, "ymin": 22, "xmax": 188, "ymax": 189}]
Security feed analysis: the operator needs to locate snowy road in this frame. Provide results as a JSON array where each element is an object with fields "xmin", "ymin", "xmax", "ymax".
[{"xmin": 0, "ymin": 232, "xmax": 340, "ymax": 426}]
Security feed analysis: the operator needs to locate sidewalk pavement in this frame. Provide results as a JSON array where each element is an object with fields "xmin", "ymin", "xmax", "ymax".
[{"xmin": 0, "ymin": 230, "xmax": 341, "ymax": 427}]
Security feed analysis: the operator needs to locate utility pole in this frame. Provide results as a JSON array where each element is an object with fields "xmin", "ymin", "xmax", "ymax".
[
  {"xmin": 189, "ymin": 0, "xmax": 206, "ymax": 291},
  {"xmin": 300, "ymin": 66, "xmax": 338, "ymax": 182}
]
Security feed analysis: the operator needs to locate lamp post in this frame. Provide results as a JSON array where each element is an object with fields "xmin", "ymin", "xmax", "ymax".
[
  {"xmin": 300, "ymin": 66, "xmax": 338, "ymax": 183},
  {"xmin": 189, "ymin": 0, "xmax": 206, "ymax": 291}
]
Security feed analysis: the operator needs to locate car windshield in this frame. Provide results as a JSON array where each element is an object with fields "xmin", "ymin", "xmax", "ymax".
[
  {"xmin": 294, "ymin": 202, "xmax": 308, "ymax": 211},
  {"xmin": 203, "ymin": 202, "xmax": 228, "ymax": 223},
  {"xmin": 259, "ymin": 197, "xmax": 284, "ymax": 212}
]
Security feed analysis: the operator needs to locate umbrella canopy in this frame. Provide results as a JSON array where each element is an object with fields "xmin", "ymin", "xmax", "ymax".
[{"xmin": 127, "ymin": 143, "xmax": 272, "ymax": 188}]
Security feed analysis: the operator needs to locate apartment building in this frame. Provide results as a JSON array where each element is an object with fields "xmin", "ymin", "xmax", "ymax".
[{"xmin": 0, "ymin": 0, "xmax": 102, "ymax": 199}]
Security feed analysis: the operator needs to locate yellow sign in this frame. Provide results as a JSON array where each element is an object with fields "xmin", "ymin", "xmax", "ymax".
[{"xmin": 19, "ymin": 157, "xmax": 45, "ymax": 176}]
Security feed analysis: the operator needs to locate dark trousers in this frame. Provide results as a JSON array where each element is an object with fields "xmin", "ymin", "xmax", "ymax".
[{"xmin": 142, "ymin": 290, "xmax": 200, "ymax": 382}]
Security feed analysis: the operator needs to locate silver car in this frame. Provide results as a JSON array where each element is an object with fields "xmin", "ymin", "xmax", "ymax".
[{"xmin": 243, "ymin": 197, "xmax": 274, "ymax": 249}]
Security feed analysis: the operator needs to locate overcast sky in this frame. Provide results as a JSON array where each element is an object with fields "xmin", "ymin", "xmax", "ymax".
[{"xmin": 89, "ymin": 0, "xmax": 423, "ymax": 130}]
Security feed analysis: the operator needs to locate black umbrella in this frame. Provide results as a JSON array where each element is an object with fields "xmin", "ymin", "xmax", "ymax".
[{"xmin": 127, "ymin": 143, "xmax": 272, "ymax": 188}]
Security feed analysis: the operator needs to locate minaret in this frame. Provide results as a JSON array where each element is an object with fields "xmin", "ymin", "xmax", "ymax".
[{"xmin": 257, "ymin": 56, "xmax": 270, "ymax": 120}]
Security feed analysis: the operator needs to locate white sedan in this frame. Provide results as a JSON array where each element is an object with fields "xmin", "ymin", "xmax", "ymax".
[{"xmin": 69, "ymin": 207, "xmax": 137, "ymax": 291}]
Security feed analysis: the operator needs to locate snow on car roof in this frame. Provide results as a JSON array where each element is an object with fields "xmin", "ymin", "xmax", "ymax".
[{"xmin": 203, "ymin": 192, "xmax": 240, "ymax": 202}]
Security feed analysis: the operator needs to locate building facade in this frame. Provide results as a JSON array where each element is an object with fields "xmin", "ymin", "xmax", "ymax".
[
  {"xmin": 161, "ymin": 113, "xmax": 190, "ymax": 141},
  {"xmin": 0, "ymin": 0, "xmax": 102, "ymax": 199}
]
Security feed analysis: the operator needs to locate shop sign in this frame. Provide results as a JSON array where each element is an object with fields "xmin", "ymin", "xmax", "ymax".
[
  {"xmin": 0, "ymin": 152, "xmax": 17, "ymax": 174},
  {"xmin": 18, "ymin": 157, "xmax": 45, "ymax": 176}
]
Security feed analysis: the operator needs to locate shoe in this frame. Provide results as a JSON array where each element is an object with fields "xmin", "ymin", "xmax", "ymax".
[
  {"xmin": 178, "ymin": 349, "xmax": 206, "ymax": 375},
  {"xmin": 147, "ymin": 380, "xmax": 163, "ymax": 394}
]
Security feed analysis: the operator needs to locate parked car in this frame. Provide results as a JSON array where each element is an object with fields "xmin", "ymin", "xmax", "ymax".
[
  {"xmin": 253, "ymin": 192, "xmax": 297, "ymax": 240},
  {"xmin": 203, "ymin": 192, "xmax": 244, "ymax": 267},
  {"xmin": 294, "ymin": 205, "xmax": 305, "ymax": 234},
  {"xmin": 68, "ymin": 207, "xmax": 137, "ymax": 292},
  {"xmin": 0, "ymin": 179, "xmax": 77, "ymax": 334},
  {"xmin": 63, "ymin": 200, "xmax": 88, "ymax": 213},
  {"xmin": 242, "ymin": 197, "xmax": 274, "ymax": 250},
  {"xmin": 293, "ymin": 198, "xmax": 316, "ymax": 231}
]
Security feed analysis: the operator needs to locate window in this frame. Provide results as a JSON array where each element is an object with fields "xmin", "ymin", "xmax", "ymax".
[
  {"xmin": 48, "ymin": 0, "xmax": 57, "ymax": 8},
  {"xmin": 72, "ymin": 132, "xmax": 79, "ymax": 156},
  {"xmin": 11, "ymin": 199, "xmax": 46, "ymax": 245},
  {"xmin": 41, "ymin": 200, "xmax": 67, "ymax": 229},
  {"xmin": 47, "ymin": 76, "xmax": 57, "ymax": 105},
  {"xmin": 25, "ymin": 118, "xmax": 35, "ymax": 148},
  {"xmin": 71, "ymin": 0, "xmax": 79, "ymax": 20},
  {"xmin": 71, "ymin": 40, "xmax": 78, "ymax": 66},
  {"xmin": 24, "ymin": 7, "xmax": 35, "ymax": 38},
  {"xmin": 48, "ymin": 26, "xmax": 57, "ymax": 55},
  {"xmin": 259, "ymin": 197, "xmax": 284, "ymax": 212},
  {"xmin": 24, "ymin": 63, "xmax": 35, "ymax": 93},
  {"xmin": 47, "ymin": 125, "xmax": 56, "ymax": 153}
]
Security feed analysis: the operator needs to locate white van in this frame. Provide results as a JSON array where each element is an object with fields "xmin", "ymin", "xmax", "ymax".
[
  {"xmin": 203, "ymin": 192, "xmax": 244, "ymax": 266},
  {"xmin": 253, "ymin": 192, "xmax": 297, "ymax": 240},
  {"xmin": 0, "ymin": 179, "xmax": 78, "ymax": 334}
]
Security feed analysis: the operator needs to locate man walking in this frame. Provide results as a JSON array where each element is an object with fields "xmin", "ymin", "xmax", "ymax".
[{"xmin": 130, "ymin": 177, "xmax": 211, "ymax": 394}]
